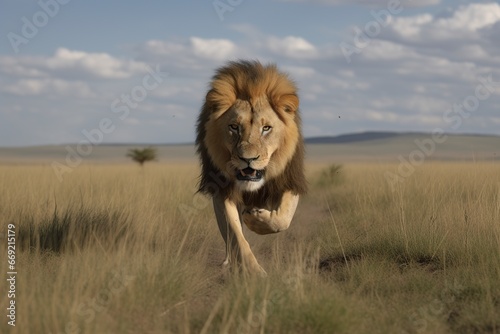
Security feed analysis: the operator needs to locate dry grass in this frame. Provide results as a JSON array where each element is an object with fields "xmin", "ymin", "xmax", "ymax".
[{"xmin": 0, "ymin": 162, "xmax": 499, "ymax": 333}]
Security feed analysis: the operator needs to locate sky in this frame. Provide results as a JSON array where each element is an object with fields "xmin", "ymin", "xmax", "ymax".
[{"xmin": 0, "ymin": 0, "xmax": 499, "ymax": 147}]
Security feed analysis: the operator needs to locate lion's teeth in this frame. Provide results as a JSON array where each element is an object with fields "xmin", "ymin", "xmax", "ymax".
[{"xmin": 240, "ymin": 169, "xmax": 257, "ymax": 177}]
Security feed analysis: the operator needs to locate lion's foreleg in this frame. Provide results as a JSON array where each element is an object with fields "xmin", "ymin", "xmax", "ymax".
[
  {"xmin": 212, "ymin": 196, "xmax": 236, "ymax": 267},
  {"xmin": 242, "ymin": 191, "xmax": 299, "ymax": 235},
  {"xmin": 213, "ymin": 195, "xmax": 266, "ymax": 275}
]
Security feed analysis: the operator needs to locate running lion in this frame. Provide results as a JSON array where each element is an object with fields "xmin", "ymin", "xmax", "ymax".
[{"xmin": 196, "ymin": 60, "xmax": 307, "ymax": 275}]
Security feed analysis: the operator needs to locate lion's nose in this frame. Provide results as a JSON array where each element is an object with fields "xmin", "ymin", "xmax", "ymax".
[{"xmin": 239, "ymin": 156, "xmax": 260, "ymax": 165}]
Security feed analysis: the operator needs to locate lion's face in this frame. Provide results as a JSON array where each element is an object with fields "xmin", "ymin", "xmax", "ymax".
[
  {"xmin": 197, "ymin": 61, "xmax": 304, "ymax": 196},
  {"xmin": 204, "ymin": 95, "xmax": 299, "ymax": 192}
]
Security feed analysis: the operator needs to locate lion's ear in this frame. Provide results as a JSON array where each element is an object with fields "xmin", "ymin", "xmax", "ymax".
[
  {"xmin": 206, "ymin": 89, "xmax": 234, "ymax": 115},
  {"xmin": 276, "ymin": 94, "xmax": 299, "ymax": 114}
]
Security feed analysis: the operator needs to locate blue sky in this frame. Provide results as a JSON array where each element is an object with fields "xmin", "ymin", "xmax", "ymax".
[{"xmin": 1, "ymin": 0, "xmax": 499, "ymax": 146}]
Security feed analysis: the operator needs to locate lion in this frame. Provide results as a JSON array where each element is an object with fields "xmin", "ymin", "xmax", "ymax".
[{"xmin": 195, "ymin": 60, "xmax": 307, "ymax": 275}]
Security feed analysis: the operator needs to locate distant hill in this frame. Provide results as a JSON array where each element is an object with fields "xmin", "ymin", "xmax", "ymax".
[
  {"xmin": 304, "ymin": 131, "xmax": 499, "ymax": 144},
  {"xmin": 305, "ymin": 131, "xmax": 403, "ymax": 144},
  {"xmin": 0, "ymin": 132, "xmax": 499, "ymax": 163},
  {"xmin": 305, "ymin": 132, "xmax": 500, "ymax": 162}
]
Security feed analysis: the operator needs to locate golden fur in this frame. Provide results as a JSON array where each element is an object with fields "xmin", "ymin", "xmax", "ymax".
[
  {"xmin": 196, "ymin": 60, "xmax": 307, "ymax": 205},
  {"xmin": 195, "ymin": 60, "xmax": 307, "ymax": 273}
]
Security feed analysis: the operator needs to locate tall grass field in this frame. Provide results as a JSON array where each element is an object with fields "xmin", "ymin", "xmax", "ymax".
[{"xmin": 1, "ymin": 162, "xmax": 499, "ymax": 333}]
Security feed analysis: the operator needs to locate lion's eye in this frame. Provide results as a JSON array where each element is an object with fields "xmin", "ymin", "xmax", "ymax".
[
  {"xmin": 262, "ymin": 125, "xmax": 272, "ymax": 134},
  {"xmin": 229, "ymin": 124, "xmax": 239, "ymax": 132}
]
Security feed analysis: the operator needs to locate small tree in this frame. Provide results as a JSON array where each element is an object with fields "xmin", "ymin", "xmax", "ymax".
[{"xmin": 127, "ymin": 147, "xmax": 157, "ymax": 166}]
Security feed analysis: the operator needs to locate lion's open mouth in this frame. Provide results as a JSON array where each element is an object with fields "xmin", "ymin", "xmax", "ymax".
[{"xmin": 236, "ymin": 167, "xmax": 263, "ymax": 181}]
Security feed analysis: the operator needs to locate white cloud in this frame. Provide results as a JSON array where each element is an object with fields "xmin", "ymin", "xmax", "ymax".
[
  {"xmin": 1, "ymin": 78, "xmax": 94, "ymax": 98},
  {"xmin": 0, "ymin": 48, "xmax": 148, "ymax": 81},
  {"xmin": 366, "ymin": 110, "xmax": 400, "ymax": 122},
  {"xmin": 190, "ymin": 37, "xmax": 236, "ymax": 61},
  {"xmin": 277, "ymin": 0, "xmax": 441, "ymax": 8},
  {"xmin": 405, "ymin": 96, "xmax": 450, "ymax": 115},
  {"xmin": 267, "ymin": 36, "xmax": 318, "ymax": 59},
  {"xmin": 385, "ymin": 3, "xmax": 500, "ymax": 45},
  {"xmin": 137, "ymin": 39, "xmax": 206, "ymax": 73},
  {"xmin": 389, "ymin": 14, "xmax": 433, "ymax": 39},
  {"xmin": 435, "ymin": 3, "xmax": 500, "ymax": 32},
  {"xmin": 360, "ymin": 40, "xmax": 419, "ymax": 61},
  {"xmin": 135, "ymin": 37, "xmax": 241, "ymax": 75},
  {"xmin": 388, "ymin": 3, "xmax": 500, "ymax": 43},
  {"xmin": 45, "ymin": 48, "xmax": 146, "ymax": 79},
  {"xmin": 0, "ymin": 57, "xmax": 47, "ymax": 78},
  {"xmin": 142, "ymin": 40, "xmax": 186, "ymax": 55}
]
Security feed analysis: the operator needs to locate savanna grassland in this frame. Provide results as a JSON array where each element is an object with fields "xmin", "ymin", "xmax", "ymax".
[{"xmin": 1, "ymin": 162, "xmax": 499, "ymax": 333}]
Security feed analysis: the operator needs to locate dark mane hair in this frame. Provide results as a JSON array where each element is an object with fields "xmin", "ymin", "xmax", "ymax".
[{"xmin": 195, "ymin": 60, "xmax": 307, "ymax": 203}]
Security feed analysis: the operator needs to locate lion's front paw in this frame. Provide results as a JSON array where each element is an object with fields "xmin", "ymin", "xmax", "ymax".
[
  {"xmin": 242, "ymin": 208, "xmax": 276, "ymax": 235},
  {"xmin": 245, "ymin": 208, "xmax": 271, "ymax": 221}
]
